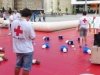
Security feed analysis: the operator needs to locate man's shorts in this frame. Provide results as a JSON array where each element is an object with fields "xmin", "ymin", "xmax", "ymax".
[
  {"xmin": 16, "ymin": 52, "xmax": 33, "ymax": 71},
  {"xmin": 79, "ymin": 28, "xmax": 88, "ymax": 37}
]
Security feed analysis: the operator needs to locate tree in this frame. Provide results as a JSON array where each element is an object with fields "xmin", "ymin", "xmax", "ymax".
[
  {"xmin": 73, "ymin": 7, "xmax": 76, "ymax": 14},
  {"xmin": 9, "ymin": 7, "xmax": 12, "ymax": 12},
  {"xmin": 2, "ymin": 7, "xmax": 5, "ymax": 12},
  {"xmin": 65, "ymin": 7, "xmax": 68, "ymax": 14},
  {"xmin": 57, "ymin": 7, "xmax": 61, "ymax": 15}
]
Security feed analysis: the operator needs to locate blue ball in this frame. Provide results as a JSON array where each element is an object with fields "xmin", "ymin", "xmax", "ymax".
[
  {"xmin": 68, "ymin": 40, "xmax": 74, "ymax": 45},
  {"xmin": 44, "ymin": 37, "xmax": 50, "ymax": 41},
  {"xmin": 60, "ymin": 46, "xmax": 68, "ymax": 52},
  {"xmin": 58, "ymin": 35, "xmax": 63, "ymax": 40},
  {"xmin": 82, "ymin": 46, "xmax": 91, "ymax": 53},
  {"xmin": 43, "ymin": 42, "xmax": 50, "ymax": 48}
]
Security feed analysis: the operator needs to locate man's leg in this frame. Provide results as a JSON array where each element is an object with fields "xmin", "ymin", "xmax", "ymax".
[
  {"xmin": 22, "ymin": 70, "xmax": 29, "ymax": 75},
  {"xmin": 15, "ymin": 67, "xmax": 21, "ymax": 75},
  {"xmin": 84, "ymin": 36, "xmax": 87, "ymax": 46},
  {"xmin": 80, "ymin": 37, "xmax": 83, "ymax": 47},
  {"xmin": 84, "ymin": 29, "xmax": 88, "ymax": 46},
  {"xmin": 79, "ymin": 28, "xmax": 83, "ymax": 47},
  {"xmin": 23, "ymin": 52, "xmax": 33, "ymax": 75},
  {"xmin": 15, "ymin": 53, "xmax": 23, "ymax": 75}
]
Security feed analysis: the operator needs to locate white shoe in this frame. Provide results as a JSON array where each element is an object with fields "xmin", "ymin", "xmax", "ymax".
[{"xmin": 8, "ymin": 33, "xmax": 11, "ymax": 35}]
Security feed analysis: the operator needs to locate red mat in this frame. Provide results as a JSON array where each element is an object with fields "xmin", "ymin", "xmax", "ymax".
[{"xmin": 0, "ymin": 28, "xmax": 100, "ymax": 75}]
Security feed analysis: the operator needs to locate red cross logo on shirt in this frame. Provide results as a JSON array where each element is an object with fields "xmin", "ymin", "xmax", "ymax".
[
  {"xmin": 14, "ymin": 26, "xmax": 23, "ymax": 36},
  {"xmin": 83, "ymin": 18, "xmax": 87, "ymax": 23}
]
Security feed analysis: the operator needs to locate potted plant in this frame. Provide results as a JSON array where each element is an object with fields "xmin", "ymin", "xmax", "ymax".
[
  {"xmin": 65, "ymin": 7, "xmax": 68, "ymax": 15},
  {"xmin": 73, "ymin": 7, "xmax": 76, "ymax": 15},
  {"xmin": 8, "ymin": 7, "xmax": 12, "ymax": 12},
  {"xmin": 59, "ymin": 8, "xmax": 61, "ymax": 15},
  {"xmin": 2, "ymin": 7, "xmax": 5, "ymax": 12}
]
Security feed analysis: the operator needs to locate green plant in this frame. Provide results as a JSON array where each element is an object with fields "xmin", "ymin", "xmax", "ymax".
[
  {"xmin": 9, "ymin": 7, "xmax": 12, "ymax": 12},
  {"xmin": 59, "ymin": 8, "xmax": 61, "ymax": 12},
  {"xmin": 65, "ymin": 7, "xmax": 68, "ymax": 14},
  {"xmin": 73, "ymin": 7, "xmax": 76, "ymax": 14},
  {"xmin": 2, "ymin": 7, "xmax": 5, "ymax": 12},
  {"xmin": 57, "ymin": 7, "xmax": 61, "ymax": 12}
]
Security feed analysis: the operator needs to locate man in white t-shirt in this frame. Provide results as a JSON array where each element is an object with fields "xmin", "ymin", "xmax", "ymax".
[
  {"xmin": 3, "ymin": 11, "xmax": 6, "ymax": 20},
  {"xmin": 78, "ymin": 11, "xmax": 91, "ymax": 48},
  {"xmin": 8, "ymin": 11, "xmax": 13, "ymax": 35},
  {"xmin": 13, "ymin": 9, "xmax": 21, "ymax": 20},
  {"xmin": 11, "ymin": 8, "xmax": 36, "ymax": 75}
]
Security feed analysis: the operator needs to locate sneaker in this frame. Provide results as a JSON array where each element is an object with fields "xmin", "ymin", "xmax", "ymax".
[
  {"xmin": 35, "ymin": 60, "xmax": 40, "ymax": 65},
  {"xmin": 32, "ymin": 59, "xmax": 40, "ymax": 65},
  {"xmin": 0, "ymin": 47, "xmax": 5, "ymax": 52},
  {"xmin": 2, "ymin": 57, "xmax": 8, "ymax": 61}
]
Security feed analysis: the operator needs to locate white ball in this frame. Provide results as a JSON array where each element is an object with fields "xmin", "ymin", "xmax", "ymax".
[
  {"xmin": 66, "ymin": 40, "xmax": 69, "ymax": 43},
  {"xmin": 42, "ymin": 45, "xmax": 46, "ymax": 49},
  {"xmin": 87, "ymin": 49, "xmax": 91, "ymax": 54},
  {"xmin": 0, "ymin": 47, "xmax": 3, "ymax": 50},
  {"xmin": 32, "ymin": 59, "xmax": 36, "ymax": 63},
  {"xmin": 0, "ymin": 57, "xmax": 3, "ymax": 61},
  {"xmin": 63, "ymin": 48, "xmax": 67, "ymax": 52},
  {"xmin": 71, "ymin": 45, "xmax": 74, "ymax": 47},
  {"xmin": 43, "ymin": 37, "xmax": 45, "ymax": 40}
]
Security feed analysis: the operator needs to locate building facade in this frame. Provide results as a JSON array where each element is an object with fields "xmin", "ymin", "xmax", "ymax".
[
  {"xmin": 0, "ymin": 0, "xmax": 100, "ymax": 14},
  {"xmin": 43, "ymin": 0, "xmax": 72, "ymax": 14},
  {"xmin": 14, "ymin": 0, "xmax": 43, "ymax": 11},
  {"xmin": 72, "ymin": 0, "xmax": 100, "ymax": 14},
  {"xmin": 1, "ymin": 0, "xmax": 14, "ymax": 10}
]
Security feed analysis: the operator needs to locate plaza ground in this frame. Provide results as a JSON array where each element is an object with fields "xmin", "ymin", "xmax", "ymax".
[{"xmin": 0, "ymin": 15, "xmax": 100, "ymax": 75}]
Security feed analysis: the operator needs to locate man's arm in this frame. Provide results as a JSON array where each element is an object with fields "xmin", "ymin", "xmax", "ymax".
[
  {"xmin": 78, "ymin": 24, "xmax": 80, "ymax": 31},
  {"xmin": 89, "ymin": 23, "xmax": 91, "ymax": 31},
  {"xmin": 78, "ymin": 19, "xmax": 81, "ymax": 31},
  {"xmin": 29, "ymin": 24, "xmax": 36, "ymax": 40}
]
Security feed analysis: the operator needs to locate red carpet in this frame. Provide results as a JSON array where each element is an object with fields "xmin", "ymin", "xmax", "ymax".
[{"xmin": 0, "ymin": 28, "xmax": 100, "ymax": 75}]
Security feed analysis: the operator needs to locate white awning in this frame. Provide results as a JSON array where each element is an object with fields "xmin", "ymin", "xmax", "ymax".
[{"xmin": 71, "ymin": 0, "xmax": 100, "ymax": 4}]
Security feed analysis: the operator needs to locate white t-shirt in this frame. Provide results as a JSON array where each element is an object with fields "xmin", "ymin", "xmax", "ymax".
[
  {"xmin": 89, "ymin": 17, "xmax": 100, "ymax": 29},
  {"xmin": 13, "ymin": 13, "xmax": 21, "ymax": 20},
  {"xmin": 79, "ymin": 16, "xmax": 90, "ymax": 29},
  {"xmin": 9, "ymin": 15, "xmax": 13, "ymax": 24},
  {"xmin": 11, "ymin": 18, "xmax": 36, "ymax": 53},
  {"xmin": 3, "ymin": 13, "xmax": 6, "ymax": 19}
]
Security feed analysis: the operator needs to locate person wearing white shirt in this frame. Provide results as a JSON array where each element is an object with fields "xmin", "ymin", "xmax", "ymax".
[
  {"xmin": 11, "ymin": 8, "xmax": 36, "ymax": 75},
  {"xmin": 78, "ymin": 11, "xmax": 91, "ymax": 48},
  {"xmin": 3, "ymin": 11, "xmax": 6, "ymax": 20},
  {"xmin": 8, "ymin": 11, "xmax": 13, "ymax": 35},
  {"xmin": 13, "ymin": 9, "xmax": 21, "ymax": 20}
]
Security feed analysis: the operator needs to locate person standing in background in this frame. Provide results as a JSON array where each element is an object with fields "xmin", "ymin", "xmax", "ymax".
[
  {"xmin": 8, "ymin": 11, "xmax": 13, "ymax": 35},
  {"xmin": 0, "ymin": 11, "xmax": 3, "ymax": 18},
  {"xmin": 30, "ymin": 12, "xmax": 36, "ymax": 22},
  {"xmin": 78, "ymin": 11, "xmax": 91, "ymax": 48},
  {"xmin": 13, "ymin": 9, "xmax": 21, "ymax": 20},
  {"xmin": 3, "ymin": 11, "xmax": 7, "ymax": 20},
  {"xmin": 43, "ymin": 13, "xmax": 46, "ymax": 22}
]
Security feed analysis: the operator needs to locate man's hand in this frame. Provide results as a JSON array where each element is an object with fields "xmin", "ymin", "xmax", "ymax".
[{"xmin": 78, "ymin": 28, "xmax": 79, "ymax": 32}]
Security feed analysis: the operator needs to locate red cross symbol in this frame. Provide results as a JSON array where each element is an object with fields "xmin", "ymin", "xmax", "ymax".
[
  {"xmin": 14, "ymin": 26, "xmax": 23, "ymax": 36},
  {"xmin": 83, "ymin": 18, "xmax": 87, "ymax": 23}
]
